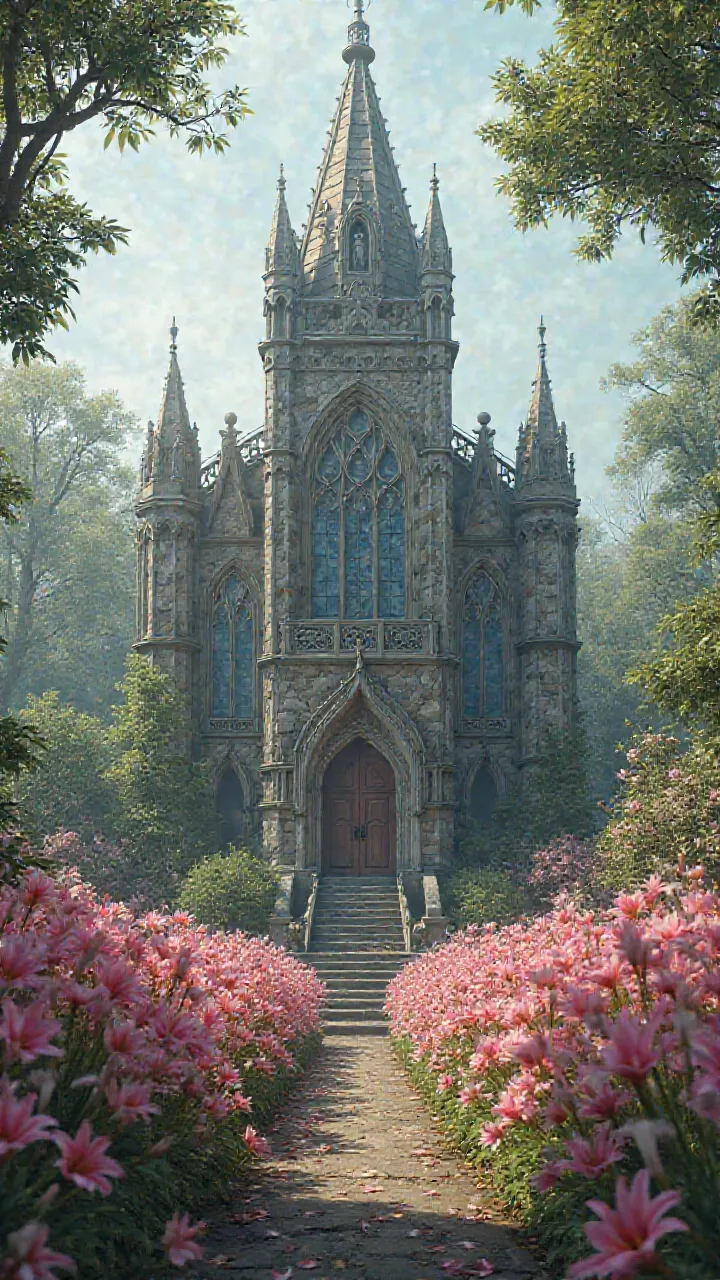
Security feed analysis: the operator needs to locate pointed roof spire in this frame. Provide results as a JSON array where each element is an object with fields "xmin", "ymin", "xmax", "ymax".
[
  {"xmin": 301, "ymin": 6, "xmax": 418, "ymax": 296},
  {"xmin": 265, "ymin": 164, "xmax": 299, "ymax": 277},
  {"xmin": 527, "ymin": 315, "xmax": 558, "ymax": 435},
  {"xmin": 421, "ymin": 163, "xmax": 451, "ymax": 274}
]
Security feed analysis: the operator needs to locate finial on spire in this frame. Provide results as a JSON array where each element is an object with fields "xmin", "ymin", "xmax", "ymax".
[
  {"xmin": 278, "ymin": 163, "xmax": 286, "ymax": 192},
  {"xmin": 431, "ymin": 162, "xmax": 439, "ymax": 194},
  {"xmin": 344, "ymin": 0, "xmax": 374, "ymax": 63},
  {"xmin": 538, "ymin": 314, "xmax": 547, "ymax": 359},
  {"xmin": 170, "ymin": 317, "xmax": 178, "ymax": 353}
]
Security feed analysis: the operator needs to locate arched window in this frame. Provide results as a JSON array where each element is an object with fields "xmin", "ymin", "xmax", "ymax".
[
  {"xmin": 216, "ymin": 766, "xmax": 248, "ymax": 846},
  {"xmin": 429, "ymin": 296, "xmax": 443, "ymax": 339},
  {"xmin": 311, "ymin": 409, "xmax": 405, "ymax": 619},
  {"xmin": 211, "ymin": 574, "xmax": 255, "ymax": 719},
  {"xmin": 462, "ymin": 571, "xmax": 504, "ymax": 720},
  {"xmin": 469, "ymin": 765, "xmax": 498, "ymax": 825}
]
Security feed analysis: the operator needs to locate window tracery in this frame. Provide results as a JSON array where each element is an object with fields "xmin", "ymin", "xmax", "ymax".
[
  {"xmin": 462, "ymin": 571, "xmax": 504, "ymax": 720},
  {"xmin": 311, "ymin": 409, "xmax": 405, "ymax": 619},
  {"xmin": 211, "ymin": 573, "xmax": 254, "ymax": 719}
]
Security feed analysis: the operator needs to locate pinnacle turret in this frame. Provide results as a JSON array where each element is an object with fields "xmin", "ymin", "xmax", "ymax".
[
  {"xmin": 516, "ymin": 319, "xmax": 574, "ymax": 491},
  {"xmin": 143, "ymin": 320, "xmax": 200, "ymax": 494},
  {"xmin": 265, "ymin": 165, "xmax": 299, "ymax": 278},
  {"xmin": 421, "ymin": 166, "xmax": 452, "ymax": 275}
]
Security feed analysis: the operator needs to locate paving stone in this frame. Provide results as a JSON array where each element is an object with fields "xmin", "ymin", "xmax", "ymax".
[{"xmin": 178, "ymin": 1036, "xmax": 548, "ymax": 1280}]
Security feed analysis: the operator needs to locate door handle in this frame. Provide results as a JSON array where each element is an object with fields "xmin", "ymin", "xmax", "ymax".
[
  {"xmin": 353, "ymin": 826, "xmax": 361, "ymax": 840},
  {"xmin": 360, "ymin": 825, "xmax": 367, "ymax": 841}
]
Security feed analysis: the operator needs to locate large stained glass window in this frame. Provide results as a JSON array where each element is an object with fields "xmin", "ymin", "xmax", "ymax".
[
  {"xmin": 311, "ymin": 409, "xmax": 405, "ymax": 619},
  {"xmin": 462, "ymin": 571, "xmax": 504, "ymax": 720},
  {"xmin": 211, "ymin": 574, "xmax": 254, "ymax": 719}
]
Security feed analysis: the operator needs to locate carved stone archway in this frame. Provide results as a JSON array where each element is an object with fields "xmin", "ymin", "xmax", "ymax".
[{"xmin": 293, "ymin": 652, "xmax": 425, "ymax": 873}]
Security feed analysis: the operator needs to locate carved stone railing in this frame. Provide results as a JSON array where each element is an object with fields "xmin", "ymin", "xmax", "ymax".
[
  {"xmin": 281, "ymin": 619, "xmax": 437, "ymax": 657},
  {"xmin": 200, "ymin": 427, "xmax": 265, "ymax": 491},
  {"xmin": 397, "ymin": 874, "xmax": 413, "ymax": 953},
  {"xmin": 450, "ymin": 425, "xmax": 516, "ymax": 488},
  {"xmin": 460, "ymin": 715, "xmax": 511, "ymax": 735},
  {"xmin": 303, "ymin": 873, "xmax": 319, "ymax": 952}
]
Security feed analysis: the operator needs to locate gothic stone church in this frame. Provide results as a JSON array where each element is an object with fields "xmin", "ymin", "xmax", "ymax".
[{"xmin": 135, "ymin": 4, "xmax": 580, "ymax": 891}]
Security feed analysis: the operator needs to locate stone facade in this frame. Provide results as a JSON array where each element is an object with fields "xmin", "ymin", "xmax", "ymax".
[{"xmin": 134, "ymin": 6, "xmax": 580, "ymax": 878}]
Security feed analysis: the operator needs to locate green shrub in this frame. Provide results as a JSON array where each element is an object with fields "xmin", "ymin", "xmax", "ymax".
[
  {"xmin": 178, "ymin": 846, "xmax": 279, "ymax": 934},
  {"xmin": 597, "ymin": 729, "xmax": 720, "ymax": 893},
  {"xmin": 446, "ymin": 867, "xmax": 528, "ymax": 928}
]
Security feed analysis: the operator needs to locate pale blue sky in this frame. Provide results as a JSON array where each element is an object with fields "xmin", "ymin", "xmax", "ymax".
[{"xmin": 53, "ymin": 0, "xmax": 683, "ymax": 498}]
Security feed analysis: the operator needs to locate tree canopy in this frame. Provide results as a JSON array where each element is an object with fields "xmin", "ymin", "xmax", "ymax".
[
  {"xmin": 0, "ymin": 448, "xmax": 42, "ymax": 834},
  {"xmin": 479, "ymin": 0, "xmax": 720, "ymax": 320},
  {"xmin": 0, "ymin": 359, "xmax": 137, "ymax": 713},
  {"xmin": 0, "ymin": 0, "xmax": 249, "ymax": 362}
]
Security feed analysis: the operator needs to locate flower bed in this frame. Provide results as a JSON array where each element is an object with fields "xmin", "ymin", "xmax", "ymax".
[
  {"xmin": 0, "ymin": 869, "xmax": 324, "ymax": 1278},
  {"xmin": 386, "ymin": 876, "xmax": 720, "ymax": 1279}
]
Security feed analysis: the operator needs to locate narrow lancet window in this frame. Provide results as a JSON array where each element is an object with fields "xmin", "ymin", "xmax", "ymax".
[
  {"xmin": 211, "ymin": 574, "xmax": 254, "ymax": 720},
  {"xmin": 462, "ymin": 571, "xmax": 504, "ymax": 720}
]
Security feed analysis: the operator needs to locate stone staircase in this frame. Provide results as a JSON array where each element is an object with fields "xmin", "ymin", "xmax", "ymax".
[{"xmin": 307, "ymin": 877, "xmax": 410, "ymax": 1036}]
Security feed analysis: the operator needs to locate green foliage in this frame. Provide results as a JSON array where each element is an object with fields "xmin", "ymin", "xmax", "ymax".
[
  {"xmin": 178, "ymin": 847, "xmax": 279, "ymax": 935},
  {"xmin": 14, "ymin": 692, "xmax": 114, "ymax": 842},
  {"xmin": 106, "ymin": 655, "xmax": 220, "ymax": 904},
  {"xmin": 0, "ymin": 360, "xmax": 138, "ymax": 716},
  {"xmin": 457, "ymin": 727, "xmax": 595, "ymax": 871},
  {"xmin": 597, "ymin": 731, "xmax": 720, "ymax": 892},
  {"xmin": 478, "ymin": 0, "xmax": 720, "ymax": 317},
  {"xmin": 0, "ymin": 0, "xmax": 250, "ymax": 362},
  {"xmin": 446, "ymin": 867, "xmax": 528, "ymax": 928},
  {"xmin": 630, "ymin": 583, "xmax": 720, "ymax": 735},
  {"xmin": 604, "ymin": 296, "xmax": 720, "ymax": 514},
  {"xmin": 0, "ymin": 449, "xmax": 42, "ymax": 835}
]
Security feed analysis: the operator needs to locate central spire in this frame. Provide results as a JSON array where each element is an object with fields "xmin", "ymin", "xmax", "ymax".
[
  {"xmin": 301, "ymin": 1, "xmax": 418, "ymax": 297},
  {"xmin": 344, "ymin": 0, "xmax": 375, "ymax": 64}
]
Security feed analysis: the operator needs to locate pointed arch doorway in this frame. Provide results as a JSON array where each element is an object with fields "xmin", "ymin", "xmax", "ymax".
[{"xmin": 322, "ymin": 738, "xmax": 396, "ymax": 876}]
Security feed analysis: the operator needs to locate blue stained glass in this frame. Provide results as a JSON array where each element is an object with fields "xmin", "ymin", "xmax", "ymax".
[
  {"xmin": 348, "ymin": 410, "xmax": 370, "ymax": 439},
  {"xmin": 318, "ymin": 447, "xmax": 341, "ymax": 483},
  {"xmin": 234, "ymin": 605, "xmax": 254, "ymax": 718},
  {"xmin": 462, "ymin": 613, "xmax": 482, "ymax": 718},
  {"xmin": 348, "ymin": 447, "xmax": 371, "ymax": 483},
  {"xmin": 212, "ymin": 604, "xmax": 231, "ymax": 716},
  {"xmin": 345, "ymin": 494, "xmax": 373, "ymax": 619},
  {"xmin": 212, "ymin": 575, "xmax": 256, "ymax": 721},
  {"xmin": 311, "ymin": 410, "xmax": 405, "ymax": 619},
  {"xmin": 312, "ymin": 497, "xmax": 340, "ymax": 617},
  {"xmin": 484, "ymin": 604, "xmax": 504, "ymax": 719},
  {"xmin": 378, "ymin": 448, "xmax": 400, "ymax": 482},
  {"xmin": 378, "ymin": 490, "xmax": 405, "ymax": 618}
]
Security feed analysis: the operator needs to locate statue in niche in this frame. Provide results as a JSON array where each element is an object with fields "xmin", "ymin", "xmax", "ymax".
[
  {"xmin": 171, "ymin": 433, "xmax": 185, "ymax": 480},
  {"xmin": 350, "ymin": 219, "xmax": 369, "ymax": 272}
]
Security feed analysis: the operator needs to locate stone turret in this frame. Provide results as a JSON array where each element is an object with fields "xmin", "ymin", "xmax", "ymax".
[
  {"xmin": 134, "ymin": 322, "xmax": 201, "ymax": 713},
  {"xmin": 264, "ymin": 167, "xmax": 299, "ymax": 341},
  {"xmin": 514, "ymin": 320, "xmax": 580, "ymax": 762}
]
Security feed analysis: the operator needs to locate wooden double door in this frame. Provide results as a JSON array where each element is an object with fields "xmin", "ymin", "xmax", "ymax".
[{"xmin": 322, "ymin": 739, "xmax": 396, "ymax": 876}]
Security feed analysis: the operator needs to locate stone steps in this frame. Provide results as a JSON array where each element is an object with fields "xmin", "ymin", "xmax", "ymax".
[{"xmin": 307, "ymin": 878, "xmax": 410, "ymax": 1035}]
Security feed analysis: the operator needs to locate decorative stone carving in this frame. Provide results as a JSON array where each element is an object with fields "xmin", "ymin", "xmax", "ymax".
[
  {"xmin": 293, "ymin": 625, "xmax": 335, "ymax": 653},
  {"xmin": 340, "ymin": 625, "xmax": 378, "ymax": 652},
  {"xmin": 384, "ymin": 624, "xmax": 425, "ymax": 653}
]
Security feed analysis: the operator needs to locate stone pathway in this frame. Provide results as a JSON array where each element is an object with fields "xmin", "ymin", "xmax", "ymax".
[{"xmin": 186, "ymin": 1037, "xmax": 545, "ymax": 1280}]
